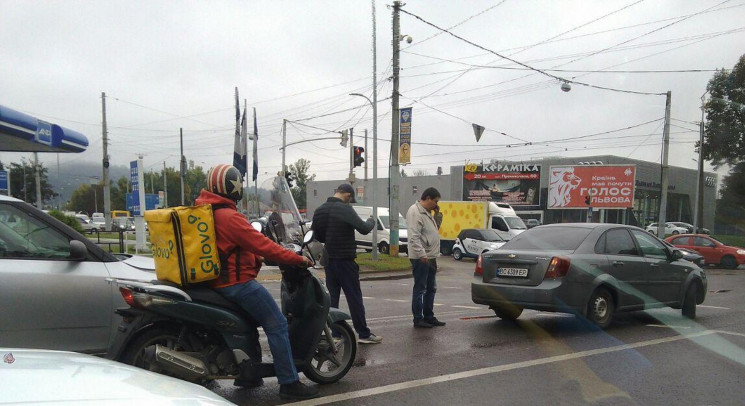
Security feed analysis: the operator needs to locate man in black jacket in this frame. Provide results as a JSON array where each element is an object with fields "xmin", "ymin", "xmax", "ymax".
[{"xmin": 312, "ymin": 184, "xmax": 381, "ymax": 344}]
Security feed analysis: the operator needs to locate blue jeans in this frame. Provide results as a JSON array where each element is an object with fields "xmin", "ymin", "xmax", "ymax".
[
  {"xmin": 217, "ymin": 280, "xmax": 299, "ymax": 385},
  {"xmin": 411, "ymin": 258, "xmax": 437, "ymax": 322}
]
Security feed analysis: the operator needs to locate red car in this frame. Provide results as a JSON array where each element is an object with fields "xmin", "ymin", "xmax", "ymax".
[{"xmin": 665, "ymin": 234, "xmax": 745, "ymax": 269}]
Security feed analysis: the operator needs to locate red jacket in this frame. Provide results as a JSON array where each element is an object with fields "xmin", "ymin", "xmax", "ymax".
[{"xmin": 195, "ymin": 190, "xmax": 305, "ymax": 288}]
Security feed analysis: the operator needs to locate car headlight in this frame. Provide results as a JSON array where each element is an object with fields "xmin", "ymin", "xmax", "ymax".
[{"xmin": 737, "ymin": 249, "xmax": 745, "ymax": 255}]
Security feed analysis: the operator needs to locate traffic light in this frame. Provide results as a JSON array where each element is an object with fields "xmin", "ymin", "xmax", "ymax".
[
  {"xmin": 584, "ymin": 195, "xmax": 591, "ymax": 206},
  {"xmin": 284, "ymin": 172, "xmax": 294, "ymax": 188},
  {"xmin": 353, "ymin": 146, "xmax": 365, "ymax": 167}
]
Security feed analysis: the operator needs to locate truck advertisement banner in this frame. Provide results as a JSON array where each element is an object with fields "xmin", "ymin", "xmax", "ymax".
[
  {"xmin": 462, "ymin": 163, "xmax": 541, "ymax": 206},
  {"xmin": 547, "ymin": 165, "xmax": 636, "ymax": 209}
]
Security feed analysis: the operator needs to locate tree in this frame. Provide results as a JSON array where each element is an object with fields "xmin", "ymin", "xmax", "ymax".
[
  {"xmin": 715, "ymin": 162, "xmax": 745, "ymax": 229},
  {"xmin": 702, "ymin": 54, "xmax": 745, "ymax": 167},
  {"xmin": 68, "ymin": 183, "xmax": 104, "ymax": 215},
  {"xmin": 5, "ymin": 158, "xmax": 57, "ymax": 205},
  {"xmin": 288, "ymin": 158, "xmax": 316, "ymax": 210}
]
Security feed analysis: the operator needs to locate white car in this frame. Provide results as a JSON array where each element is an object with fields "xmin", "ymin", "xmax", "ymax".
[
  {"xmin": 0, "ymin": 194, "xmax": 155, "ymax": 354},
  {"xmin": 0, "ymin": 348, "xmax": 236, "ymax": 405},
  {"xmin": 76, "ymin": 217, "xmax": 100, "ymax": 234},
  {"xmin": 452, "ymin": 228, "xmax": 508, "ymax": 260},
  {"xmin": 645, "ymin": 222, "xmax": 688, "ymax": 235}
]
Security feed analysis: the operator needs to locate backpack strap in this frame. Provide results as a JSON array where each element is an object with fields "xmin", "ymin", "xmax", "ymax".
[{"xmin": 211, "ymin": 203, "xmax": 237, "ymax": 283}]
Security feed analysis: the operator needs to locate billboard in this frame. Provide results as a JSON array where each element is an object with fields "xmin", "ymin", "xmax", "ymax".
[
  {"xmin": 399, "ymin": 107, "xmax": 412, "ymax": 164},
  {"xmin": 0, "ymin": 171, "xmax": 8, "ymax": 196},
  {"xmin": 462, "ymin": 163, "xmax": 541, "ymax": 206},
  {"xmin": 548, "ymin": 165, "xmax": 636, "ymax": 209}
]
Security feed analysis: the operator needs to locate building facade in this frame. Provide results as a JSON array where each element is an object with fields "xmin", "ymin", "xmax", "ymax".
[{"xmin": 305, "ymin": 155, "xmax": 717, "ymax": 229}]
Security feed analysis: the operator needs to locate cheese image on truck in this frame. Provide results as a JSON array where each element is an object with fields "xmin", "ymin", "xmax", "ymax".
[{"xmin": 438, "ymin": 201, "xmax": 527, "ymax": 255}]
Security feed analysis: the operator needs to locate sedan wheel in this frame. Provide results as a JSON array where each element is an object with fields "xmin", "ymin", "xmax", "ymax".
[
  {"xmin": 721, "ymin": 255, "xmax": 738, "ymax": 270},
  {"xmin": 452, "ymin": 248, "xmax": 463, "ymax": 261},
  {"xmin": 682, "ymin": 284, "xmax": 698, "ymax": 319},
  {"xmin": 672, "ymin": 230, "xmax": 679, "ymax": 235},
  {"xmin": 493, "ymin": 305, "xmax": 523, "ymax": 321},
  {"xmin": 587, "ymin": 288, "xmax": 614, "ymax": 329}
]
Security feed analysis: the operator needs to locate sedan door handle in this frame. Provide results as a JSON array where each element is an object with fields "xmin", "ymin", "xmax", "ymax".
[{"xmin": 612, "ymin": 261, "xmax": 624, "ymax": 267}]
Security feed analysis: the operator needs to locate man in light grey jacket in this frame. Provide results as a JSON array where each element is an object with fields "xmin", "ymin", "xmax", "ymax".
[{"xmin": 405, "ymin": 187, "xmax": 444, "ymax": 328}]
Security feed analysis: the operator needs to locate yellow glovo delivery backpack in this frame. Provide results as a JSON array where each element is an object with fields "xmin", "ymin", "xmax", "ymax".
[{"xmin": 145, "ymin": 205, "xmax": 225, "ymax": 286}]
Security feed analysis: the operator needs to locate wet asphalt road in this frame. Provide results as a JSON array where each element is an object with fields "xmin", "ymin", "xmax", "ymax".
[{"xmin": 210, "ymin": 257, "xmax": 745, "ymax": 406}]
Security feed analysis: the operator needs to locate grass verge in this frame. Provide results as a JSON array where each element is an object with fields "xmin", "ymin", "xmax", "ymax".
[{"xmin": 356, "ymin": 252, "xmax": 411, "ymax": 272}]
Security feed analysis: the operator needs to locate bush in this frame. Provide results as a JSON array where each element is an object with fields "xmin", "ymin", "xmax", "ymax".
[{"xmin": 48, "ymin": 209, "xmax": 84, "ymax": 233}]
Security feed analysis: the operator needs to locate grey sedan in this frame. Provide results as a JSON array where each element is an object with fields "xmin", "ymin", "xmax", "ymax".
[
  {"xmin": 471, "ymin": 223, "xmax": 707, "ymax": 328},
  {"xmin": 0, "ymin": 195, "xmax": 154, "ymax": 354}
]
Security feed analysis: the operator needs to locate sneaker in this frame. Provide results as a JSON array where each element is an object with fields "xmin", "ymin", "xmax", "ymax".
[
  {"xmin": 425, "ymin": 317, "xmax": 446, "ymax": 327},
  {"xmin": 279, "ymin": 380, "xmax": 319, "ymax": 400},
  {"xmin": 358, "ymin": 333, "xmax": 383, "ymax": 344},
  {"xmin": 413, "ymin": 319, "xmax": 434, "ymax": 328}
]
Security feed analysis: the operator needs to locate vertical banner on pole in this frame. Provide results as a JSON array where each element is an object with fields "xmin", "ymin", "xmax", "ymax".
[
  {"xmin": 399, "ymin": 107, "xmax": 412, "ymax": 165},
  {"xmin": 0, "ymin": 171, "xmax": 8, "ymax": 196}
]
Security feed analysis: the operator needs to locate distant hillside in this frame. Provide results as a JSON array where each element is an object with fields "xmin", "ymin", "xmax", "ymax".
[{"xmin": 46, "ymin": 162, "xmax": 130, "ymax": 203}]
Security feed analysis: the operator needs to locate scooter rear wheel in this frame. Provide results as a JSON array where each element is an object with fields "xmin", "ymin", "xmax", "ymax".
[
  {"xmin": 303, "ymin": 320, "xmax": 356, "ymax": 384},
  {"xmin": 121, "ymin": 325, "xmax": 204, "ymax": 383}
]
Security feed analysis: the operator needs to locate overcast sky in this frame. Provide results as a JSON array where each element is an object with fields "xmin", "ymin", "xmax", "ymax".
[{"xmin": 2, "ymin": 0, "xmax": 744, "ymax": 186}]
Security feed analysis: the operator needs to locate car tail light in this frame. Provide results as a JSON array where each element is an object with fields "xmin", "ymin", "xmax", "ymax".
[
  {"xmin": 119, "ymin": 287, "xmax": 136, "ymax": 307},
  {"xmin": 545, "ymin": 256, "xmax": 570, "ymax": 279},
  {"xmin": 475, "ymin": 254, "xmax": 484, "ymax": 276}
]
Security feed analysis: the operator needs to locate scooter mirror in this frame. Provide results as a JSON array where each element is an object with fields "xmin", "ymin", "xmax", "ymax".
[
  {"xmin": 303, "ymin": 230, "xmax": 314, "ymax": 245},
  {"xmin": 251, "ymin": 222, "xmax": 263, "ymax": 233}
]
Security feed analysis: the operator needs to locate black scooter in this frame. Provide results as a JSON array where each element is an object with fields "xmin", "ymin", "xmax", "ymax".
[{"xmin": 106, "ymin": 229, "xmax": 357, "ymax": 386}]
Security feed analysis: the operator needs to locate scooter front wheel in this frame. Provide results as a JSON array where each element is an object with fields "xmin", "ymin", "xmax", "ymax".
[{"xmin": 303, "ymin": 320, "xmax": 357, "ymax": 384}]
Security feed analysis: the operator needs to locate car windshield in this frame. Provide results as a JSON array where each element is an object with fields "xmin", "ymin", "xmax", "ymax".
[
  {"xmin": 505, "ymin": 216, "xmax": 527, "ymax": 230},
  {"xmin": 480, "ymin": 229, "xmax": 505, "ymax": 242},
  {"xmin": 379, "ymin": 215, "xmax": 408, "ymax": 230},
  {"xmin": 502, "ymin": 226, "xmax": 592, "ymax": 251}
]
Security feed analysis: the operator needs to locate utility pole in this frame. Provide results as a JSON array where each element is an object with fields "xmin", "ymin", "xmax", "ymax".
[
  {"xmin": 371, "ymin": 0, "xmax": 378, "ymax": 261},
  {"xmin": 695, "ymin": 91, "xmax": 707, "ymax": 232},
  {"xmin": 389, "ymin": 0, "xmax": 402, "ymax": 257},
  {"xmin": 657, "ymin": 91, "xmax": 672, "ymax": 238},
  {"xmin": 102, "ymin": 92, "xmax": 111, "ymax": 230},
  {"xmin": 364, "ymin": 129, "xmax": 368, "ymax": 181},
  {"xmin": 180, "ymin": 128, "xmax": 185, "ymax": 205},
  {"xmin": 163, "ymin": 161, "xmax": 168, "ymax": 208},
  {"xmin": 349, "ymin": 127, "xmax": 354, "ymax": 183},
  {"xmin": 34, "ymin": 152, "xmax": 41, "ymax": 208},
  {"xmin": 281, "ymin": 119, "xmax": 287, "ymax": 175}
]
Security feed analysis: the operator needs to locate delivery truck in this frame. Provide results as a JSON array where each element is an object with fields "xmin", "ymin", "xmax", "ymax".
[{"xmin": 438, "ymin": 201, "xmax": 527, "ymax": 255}]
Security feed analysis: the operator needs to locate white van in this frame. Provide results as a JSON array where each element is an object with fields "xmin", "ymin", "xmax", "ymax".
[{"xmin": 352, "ymin": 206, "xmax": 408, "ymax": 254}]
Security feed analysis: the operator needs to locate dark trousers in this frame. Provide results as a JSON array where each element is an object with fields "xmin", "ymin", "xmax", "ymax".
[
  {"xmin": 411, "ymin": 258, "xmax": 437, "ymax": 322},
  {"xmin": 325, "ymin": 259, "xmax": 371, "ymax": 338}
]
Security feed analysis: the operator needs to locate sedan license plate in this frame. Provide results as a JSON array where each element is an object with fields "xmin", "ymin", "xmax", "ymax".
[{"xmin": 497, "ymin": 267, "xmax": 528, "ymax": 277}]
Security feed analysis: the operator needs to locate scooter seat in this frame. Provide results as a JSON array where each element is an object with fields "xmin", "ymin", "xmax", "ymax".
[{"xmin": 151, "ymin": 280, "xmax": 259, "ymax": 325}]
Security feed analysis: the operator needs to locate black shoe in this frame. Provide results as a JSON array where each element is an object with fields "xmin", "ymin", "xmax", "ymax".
[
  {"xmin": 234, "ymin": 377, "xmax": 264, "ymax": 388},
  {"xmin": 413, "ymin": 319, "xmax": 434, "ymax": 328},
  {"xmin": 279, "ymin": 380, "xmax": 319, "ymax": 400},
  {"xmin": 425, "ymin": 317, "xmax": 446, "ymax": 327}
]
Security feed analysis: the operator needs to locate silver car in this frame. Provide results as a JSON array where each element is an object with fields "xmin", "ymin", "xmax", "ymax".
[
  {"xmin": 471, "ymin": 223, "xmax": 707, "ymax": 328},
  {"xmin": 0, "ymin": 195, "xmax": 155, "ymax": 353}
]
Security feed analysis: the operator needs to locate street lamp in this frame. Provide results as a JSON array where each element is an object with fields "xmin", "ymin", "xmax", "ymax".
[{"xmin": 350, "ymin": 92, "xmax": 378, "ymax": 261}]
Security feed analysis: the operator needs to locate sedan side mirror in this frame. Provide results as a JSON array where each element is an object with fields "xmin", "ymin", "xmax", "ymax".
[
  {"xmin": 69, "ymin": 240, "xmax": 88, "ymax": 260},
  {"xmin": 671, "ymin": 249, "xmax": 684, "ymax": 261}
]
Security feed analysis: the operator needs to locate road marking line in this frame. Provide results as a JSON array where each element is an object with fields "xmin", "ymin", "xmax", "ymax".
[
  {"xmin": 699, "ymin": 305, "xmax": 730, "ymax": 310},
  {"xmin": 362, "ymin": 296, "xmax": 374, "ymax": 300},
  {"xmin": 366, "ymin": 310, "xmax": 476, "ymax": 323},
  {"xmin": 287, "ymin": 330, "xmax": 718, "ymax": 406},
  {"xmin": 452, "ymin": 305, "xmax": 481, "ymax": 310},
  {"xmin": 433, "ymin": 303, "xmax": 445, "ymax": 306},
  {"xmin": 646, "ymin": 324, "xmax": 691, "ymax": 329},
  {"xmin": 384, "ymin": 299, "xmax": 407, "ymax": 303}
]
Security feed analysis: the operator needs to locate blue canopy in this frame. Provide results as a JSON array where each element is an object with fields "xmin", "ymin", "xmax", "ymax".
[{"xmin": 0, "ymin": 105, "xmax": 89, "ymax": 153}]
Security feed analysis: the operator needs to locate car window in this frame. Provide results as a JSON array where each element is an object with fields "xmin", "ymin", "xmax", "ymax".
[
  {"xmin": 492, "ymin": 217, "xmax": 508, "ymax": 231},
  {"xmin": 0, "ymin": 204, "xmax": 71, "ymax": 258},
  {"xmin": 598, "ymin": 228, "xmax": 639, "ymax": 256},
  {"xmin": 631, "ymin": 230, "xmax": 668, "ymax": 260},
  {"xmin": 480, "ymin": 229, "xmax": 505, "ymax": 242},
  {"xmin": 503, "ymin": 227, "xmax": 592, "ymax": 251},
  {"xmin": 693, "ymin": 237, "xmax": 716, "ymax": 247},
  {"xmin": 670, "ymin": 236, "xmax": 689, "ymax": 245}
]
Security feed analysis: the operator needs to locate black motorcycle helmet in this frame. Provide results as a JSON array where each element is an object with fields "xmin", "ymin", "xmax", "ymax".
[{"xmin": 207, "ymin": 164, "xmax": 243, "ymax": 202}]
